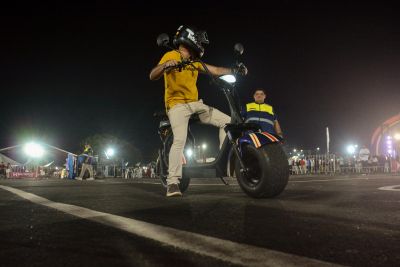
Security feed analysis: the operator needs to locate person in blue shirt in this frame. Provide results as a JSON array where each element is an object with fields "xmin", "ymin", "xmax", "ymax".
[
  {"xmin": 77, "ymin": 143, "xmax": 94, "ymax": 180},
  {"xmin": 242, "ymin": 88, "xmax": 283, "ymax": 137}
]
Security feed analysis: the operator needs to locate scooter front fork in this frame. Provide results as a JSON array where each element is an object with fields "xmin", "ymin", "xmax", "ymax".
[{"xmin": 227, "ymin": 132, "xmax": 248, "ymax": 175}]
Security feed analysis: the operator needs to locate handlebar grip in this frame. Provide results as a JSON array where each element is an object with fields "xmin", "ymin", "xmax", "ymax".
[{"xmin": 164, "ymin": 60, "xmax": 191, "ymax": 72}]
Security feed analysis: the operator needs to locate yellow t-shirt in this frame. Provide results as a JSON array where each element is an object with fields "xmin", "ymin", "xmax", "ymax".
[{"xmin": 158, "ymin": 50, "xmax": 203, "ymax": 110}]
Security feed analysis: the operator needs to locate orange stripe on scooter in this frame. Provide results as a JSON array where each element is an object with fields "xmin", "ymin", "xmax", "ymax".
[
  {"xmin": 248, "ymin": 134, "xmax": 258, "ymax": 147},
  {"xmin": 262, "ymin": 132, "xmax": 279, "ymax": 142},
  {"xmin": 250, "ymin": 133, "xmax": 262, "ymax": 148},
  {"xmin": 254, "ymin": 134, "xmax": 262, "ymax": 147},
  {"xmin": 260, "ymin": 132, "xmax": 275, "ymax": 142}
]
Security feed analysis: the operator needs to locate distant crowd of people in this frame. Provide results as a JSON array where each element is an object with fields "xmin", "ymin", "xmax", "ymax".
[
  {"xmin": 289, "ymin": 145, "xmax": 397, "ymax": 175},
  {"xmin": 289, "ymin": 155, "xmax": 393, "ymax": 175},
  {"xmin": 0, "ymin": 163, "xmax": 49, "ymax": 178},
  {"xmin": 0, "ymin": 162, "xmax": 12, "ymax": 178},
  {"xmin": 124, "ymin": 165, "xmax": 155, "ymax": 179}
]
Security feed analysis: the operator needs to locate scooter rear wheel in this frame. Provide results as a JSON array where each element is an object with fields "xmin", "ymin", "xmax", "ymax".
[
  {"xmin": 235, "ymin": 143, "xmax": 289, "ymax": 198},
  {"xmin": 163, "ymin": 132, "xmax": 195, "ymax": 169}
]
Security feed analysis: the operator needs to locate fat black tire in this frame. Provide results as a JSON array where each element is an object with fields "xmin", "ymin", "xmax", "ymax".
[{"xmin": 235, "ymin": 143, "xmax": 289, "ymax": 198}]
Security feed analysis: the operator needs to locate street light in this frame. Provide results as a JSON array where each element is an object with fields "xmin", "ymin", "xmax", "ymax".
[
  {"xmin": 316, "ymin": 147, "xmax": 320, "ymax": 151},
  {"xmin": 346, "ymin": 145, "xmax": 356, "ymax": 155},
  {"xmin": 105, "ymin": 148, "xmax": 115, "ymax": 159},
  {"xmin": 185, "ymin": 148, "xmax": 193, "ymax": 158},
  {"xmin": 293, "ymin": 149, "xmax": 297, "ymax": 153},
  {"xmin": 107, "ymin": 148, "xmax": 115, "ymax": 156},
  {"xmin": 202, "ymin": 143, "xmax": 207, "ymax": 150},
  {"xmin": 24, "ymin": 142, "xmax": 45, "ymax": 158}
]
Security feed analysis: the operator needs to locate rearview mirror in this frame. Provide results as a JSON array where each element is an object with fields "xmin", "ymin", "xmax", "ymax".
[
  {"xmin": 157, "ymin": 33, "xmax": 170, "ymax": 47},
  {"xmin": 234, "ymin": 43, "xmax": 244, "ymax": 56}
]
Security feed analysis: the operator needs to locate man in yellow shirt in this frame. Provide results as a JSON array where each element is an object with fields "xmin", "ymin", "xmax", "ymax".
[{"xmin": 150, "ymin": 25, "xmax": 247, "ymax": 197}]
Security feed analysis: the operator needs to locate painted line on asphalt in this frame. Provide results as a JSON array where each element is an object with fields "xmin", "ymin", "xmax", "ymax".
[
  {"xmin": 290, "ymin": 177, "xmax": 398, "ymax": 183},
  {"xmin": 95, "ymin": 180, "xmax": 236, "ymax": 186},
  {"xmin": 378, "ymin": 185, "xmax": 400, "ymax": 191},
  {"xmin": 0, "ymin": 185, "xmax": 341, "ymax": 267},
  {"xmin": 116, "ymin": 177, "xmax": 398, "ymax": 186}
]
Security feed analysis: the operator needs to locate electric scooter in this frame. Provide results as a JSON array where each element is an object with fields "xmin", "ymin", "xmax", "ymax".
[{"xmin": 154, "ymin": 33, "xmax": 289, "ymax": 198}]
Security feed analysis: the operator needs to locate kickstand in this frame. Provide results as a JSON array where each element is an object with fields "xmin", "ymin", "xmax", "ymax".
[{"xmin": 219, "ymin": 176, "xmax": 229, "ymax": 185}]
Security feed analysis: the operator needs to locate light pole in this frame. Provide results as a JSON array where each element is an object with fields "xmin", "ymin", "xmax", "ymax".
[
  {"xmin": 202, "ymin": 143, "xmax": 207, "ymax": 163},
  {"xmin": 394, "ymin": 133, "xmax": 400, "ymax": 157},
  {"xmin": 105, "ymin": 148, "xmax": 116, "ymax": 177}
]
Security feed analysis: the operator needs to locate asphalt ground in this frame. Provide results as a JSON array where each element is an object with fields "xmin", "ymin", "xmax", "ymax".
[{"xmin": 1, "ymin": 174, "xmax": 400, "ymax": 267}]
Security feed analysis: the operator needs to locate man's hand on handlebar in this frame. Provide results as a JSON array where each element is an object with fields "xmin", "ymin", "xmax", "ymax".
[
  {"xmin": 163, "ymin": 60, "xmax": 179, "ymax": 71},
  {"xmin": 150, "ymin": 60, "xmax": 181, "ymax": 80}
]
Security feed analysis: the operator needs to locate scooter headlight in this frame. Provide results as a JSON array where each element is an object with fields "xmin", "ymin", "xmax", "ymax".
[{"xmin": 219, "ymin": 74, "xmax": 236, "ymax": 84}]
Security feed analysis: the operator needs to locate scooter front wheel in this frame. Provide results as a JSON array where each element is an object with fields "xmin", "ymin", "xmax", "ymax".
[
  {"xmin": 156, "ymin": 157, "xmax": 191, "ymax": 193},
  {"xmin": 235, "ymin": 143, "xmax": 289, "ymax": 198}
]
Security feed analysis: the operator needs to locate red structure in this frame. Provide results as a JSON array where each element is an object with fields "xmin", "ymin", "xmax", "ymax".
[{"xmin": 371, "ymin": 113, "xmax": 400, "ymax": 156}]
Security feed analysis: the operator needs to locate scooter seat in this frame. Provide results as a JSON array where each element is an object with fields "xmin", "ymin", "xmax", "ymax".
[
  {"xmin": 225, "ymin": 122, "xmax": 261, "ymax": 133},
  {"xmin": 189, "ymin": 113, "xmax": 200, "ymax": 123},
  {"xmin": 153, "ymin": 110, "xmax": 168, "ymax": 119},
  {"xmin": 158, "ymin": 114, "xmax": 199, "ymax": 129}
]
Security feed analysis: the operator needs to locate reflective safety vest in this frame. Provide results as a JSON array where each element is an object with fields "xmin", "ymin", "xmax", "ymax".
[
  {"xmin": 83, "ymin": 147, "xmax": 93, "ymax": 155},
  {"xmin": 243, "ymin": 102, "xmax": 277, "ymax": 134},
  {"xmin": 81, "ymin": 147, "xmax": 93, "ymax": 164}
]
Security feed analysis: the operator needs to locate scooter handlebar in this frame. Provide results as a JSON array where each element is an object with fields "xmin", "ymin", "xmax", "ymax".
[{"xmin": 164, "ymin": 60, "xmax": 197, "ymax": 72}]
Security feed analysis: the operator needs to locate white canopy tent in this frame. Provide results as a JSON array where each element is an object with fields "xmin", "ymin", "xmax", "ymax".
[{"xmin": 0, "ymin": 153, "xmax": 22, "ymax": 166}]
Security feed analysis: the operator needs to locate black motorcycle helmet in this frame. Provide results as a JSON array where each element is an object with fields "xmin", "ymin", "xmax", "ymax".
[{"xmin": 173, "ymin": 25, "xmax": 209, "ymax": 58}]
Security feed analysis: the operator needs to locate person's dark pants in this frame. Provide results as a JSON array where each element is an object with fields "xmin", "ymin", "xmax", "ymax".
[{"xmin": 361, "ymin": 161, "xmax": 368, "ymax": 173}]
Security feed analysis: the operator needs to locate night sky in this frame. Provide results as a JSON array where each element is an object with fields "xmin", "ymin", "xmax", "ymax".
[{"xmin": 1, "ymin": 1, "xmax": 399, "ymax": 161}]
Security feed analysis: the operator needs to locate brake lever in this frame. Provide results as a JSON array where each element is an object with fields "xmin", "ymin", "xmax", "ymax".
[{"xmin": 177, "ymin": 60, "xmax": 191, "ymax": 72}]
